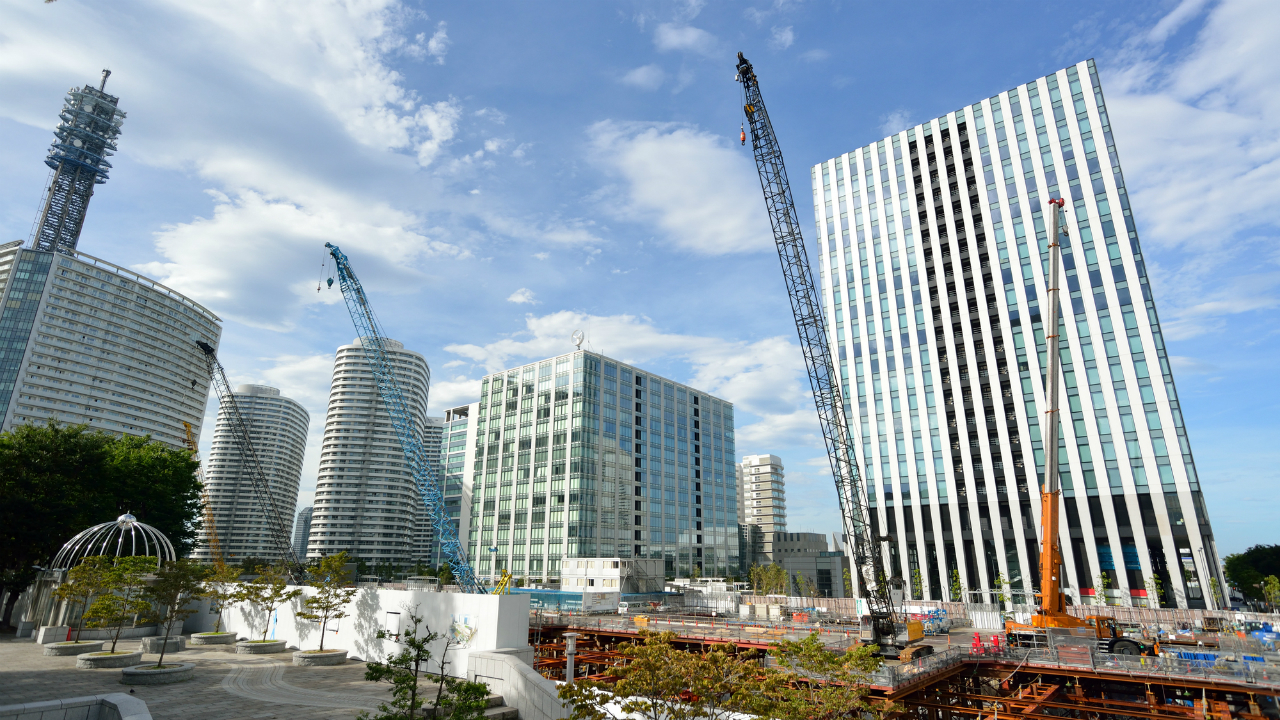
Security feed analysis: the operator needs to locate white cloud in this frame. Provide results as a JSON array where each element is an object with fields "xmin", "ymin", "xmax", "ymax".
[
  {"xmin": 654, "ymin": 23, "xmax": 719, "ymax": 57},
  {"xmin": 621, "ymin": 64, "xmax": 666, "ymax": 91},
  {"xmin": 800, "ymin": 48, "xmax": 829, "ymax": 62},
  {"xmin": 426, "ymin": 21, "xmax": 450, "ymax": 64},
  {"xmin": 443, "ymin": 310, "xmax": 817, "ymax": 448},
  {"xmin": 533, "ymin": 252, "xmax": 550, "ymax": 260},
  {"xmin": 769, "ymin": 26, "xmax": 795, "ymax": 50},
  {"xmin": 507, "ymin": 287, "xmax": 537, "ymax": 304},
  {"xmin": 1102, "ymin": 0, "xmax": 1280, "ymax": 337},
  {"xmin": 878, "ymin": 108, "xmax": 914, "ymax": 137},
  {"xmin": 587, "ymin": 121, "xmax": 773, "ymax": 255}
]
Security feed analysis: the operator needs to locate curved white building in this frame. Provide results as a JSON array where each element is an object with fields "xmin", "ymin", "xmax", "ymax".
[
  {"xmin": 196, "ymin": 384, "xmax": 309, "ymax": 563},
  {"xmin": 307, "ymin": 337, "xmax": 431, "ymax": 569},
  {"xmin": 0, "ymin": 242, "xmax": 220, "ymax": 450}
]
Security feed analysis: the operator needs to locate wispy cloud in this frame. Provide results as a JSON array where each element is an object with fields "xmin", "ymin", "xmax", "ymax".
[
  {"xmin": 507, "ymin": 288, "xmax": 537, "ymax": 304},
  {"xmin": 878, "ymin": 108, "xmax": 914, "ymax": 137},
  {"xmin": 654, "ymin": 23, "xmax": 720, "ymax": 56},
  {"xmin": 620, "ymin": 64, "xmax": 666, "ymax": 90},
  {"xmin": 768, "ymin": 25, "xmax": 795, "ymax": 50},
  {"xmin": 426, "ymin": 20, "xmax": 450, "ymax": 64}
]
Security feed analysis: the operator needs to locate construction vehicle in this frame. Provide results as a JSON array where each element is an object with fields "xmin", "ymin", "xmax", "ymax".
[
  {"xmin": 183, "ymin": 421, "xmax": 226, "ymax": 569},
  {"xmin": 492, "ymin": 569, "xmax": 513, "ymax": 595},
  {"xmin": 323, "ymin": 242, "xmax": 483, "ymax": 594},
  {"xmin": 997, "ymin": 199, "xmax": 1155, "ymax": 656},
  {"xmin": 735, "ymin": 52, "xmax": 930, "ymax": 660},
  {"xmin": 195, "ymin": 341, "xmax": 302, "ymax": 574}
]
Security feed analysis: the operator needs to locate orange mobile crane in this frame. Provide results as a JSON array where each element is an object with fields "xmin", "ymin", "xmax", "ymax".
[
  {"xmin": 1003, "ymin": 201, "xmax": 1153, "ymax": 656},
  {"xmin": 184, "ymin": 421, "xmax": 226, "ymax": 569}
]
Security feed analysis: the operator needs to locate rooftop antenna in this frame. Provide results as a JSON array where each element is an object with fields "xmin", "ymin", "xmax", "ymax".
[
  {"xmin": 99, "ymin": 69, "xmax": 111, "ymax": 91},
  {"xmin": 571, "ymin": 330, "xmax": 585, "ymax": 349}
]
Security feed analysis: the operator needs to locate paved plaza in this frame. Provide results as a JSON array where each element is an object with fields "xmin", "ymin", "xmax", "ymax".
[{"xmin": 0, "ymin": 636, "xmax": 398, "ymax": 719}]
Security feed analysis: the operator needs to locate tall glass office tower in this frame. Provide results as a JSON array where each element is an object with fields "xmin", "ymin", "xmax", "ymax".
[
  {"xmin": 466, "ymin": 351, "xmax": 737, "ymax": 585},
  {"xmin": 814, "ymin": 60, "xmax": 1220, "ymax": 609}
]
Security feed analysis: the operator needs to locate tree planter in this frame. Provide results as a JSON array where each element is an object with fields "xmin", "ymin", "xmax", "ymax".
[
  {"xmin": 236, "ymin": 640, "xmax": 288, "ymax": 654},
  {"xmin": 139, "ymin": 635, "xmax": 186, "ymax": 654},
  {"xmin": 43, "ymin": 640, "xmax": 105, "ymax": 656},
  {"xmin": 190, "ymin": 632, "xmax": 237, "ymax": 646},
  {"xmin": 77, "ymin": 651, "xmax": 144, "ymax": 669},
  {"xmin": 293, "ymin": 649, "xmax": 348, "ymax": 666},
  {"xmin": 121, "ymin": 662, "xmax": 195, "ymax": 685}
]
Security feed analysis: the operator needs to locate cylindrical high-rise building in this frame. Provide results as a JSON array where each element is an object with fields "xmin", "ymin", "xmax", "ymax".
[
  {"xmin": 195, "ymin": 384, "xmax": 308, "ymax": 563},
  {"xmin": 307, "ymin": 337, "xmax": 430, "ymax": 570}
]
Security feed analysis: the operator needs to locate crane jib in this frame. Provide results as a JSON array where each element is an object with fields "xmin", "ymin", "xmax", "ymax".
[{"xmin": 324, "ymin": 243, "xmax": 484, "ymax": 594}]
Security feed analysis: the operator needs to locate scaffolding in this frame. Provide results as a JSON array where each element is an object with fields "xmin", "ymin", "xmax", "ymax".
[{"xmin": 31, "ymin": 69, "xmax": 125, "ymax": 255}]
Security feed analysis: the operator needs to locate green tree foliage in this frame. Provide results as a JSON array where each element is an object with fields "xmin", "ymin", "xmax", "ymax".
[
  {"xmin": 233, "ymin": 565, "xmax": 302, "ymax": 641},
  {"xmin": 143, "ymin": 559, "xmax": 210, "ymax": 666},
  {"xmin": 559, "ymin": 631, "xmax": 769, "ymax": 720},
  {"xmin": 238, "ymin": 557, "xmax": 269, "ymax": 575},
  {"xmin": 203, "ymin": 564, "xmax": 244, "ymax": 633},
  {"xmin": 762, "ymin": 633, "xmax": 896, "ymax": 720},
  {"xmin": 1224, "ymin": 545, "xmax": 1280, "ymax": 601},
  {"xmin": 52, "ymin": 556, "xmax": 114, "ymax": 642},
  {"xmin": 297, "ymin": 552, "xmax": 358, "ymax": 651},
  {"xmin": 436, "ymin": 564, "xmax": 455, "ymax": 588},
  {"xmin": 359, "ymin": 610, "xmax": 490, "ymax": 720},
  {"xmin": 911, "ymin": 568, "xmax": 924, "ymax": 601},
  {"xmin": 949, "ymin": 568, "xmax": 963, "ymax": 603},
  {"xmin": 1263, "ymin": 575, "xmax": 1280, "ymax": 608},
  {"xmin": 991, "ymin": 572, "xmax": 1008, "ymax": 605},
  {"xmin": 84, "ymin": 556, "xmax": 157, "ymax": 653},
  {"xmin": 842, "ymin": 567, "xmax": 854, "ymax": 597},
  {"xmin": 749, "ymin": 563, "xmax": 788, "ymax": 596},
  {"xmin": 0, "ymin": 422, "xmax": 201, "ymax": 627}
]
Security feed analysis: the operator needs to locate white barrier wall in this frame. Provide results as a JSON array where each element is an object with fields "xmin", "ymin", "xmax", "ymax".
[{"xmin": 187, "ymin": 586, "xmax": 530, "ymax": 676}]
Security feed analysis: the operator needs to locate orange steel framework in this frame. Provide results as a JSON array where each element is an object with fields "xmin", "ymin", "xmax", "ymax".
[{"xmin": 531, "ymin": 624, "xmax": 1279, "ymax": 719}]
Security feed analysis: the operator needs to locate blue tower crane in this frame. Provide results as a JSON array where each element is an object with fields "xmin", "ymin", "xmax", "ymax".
[{"xmin": 324, "ymin": 243, "xmax": 483, "ymax": 594}]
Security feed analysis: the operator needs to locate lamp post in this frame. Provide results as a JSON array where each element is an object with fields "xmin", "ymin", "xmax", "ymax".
[{"xmin": 563, "ymin": 632, "xmax": 580, "ymax": 684}]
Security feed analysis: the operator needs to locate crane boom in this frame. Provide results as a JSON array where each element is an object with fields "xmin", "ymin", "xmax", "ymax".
[
  {"xmin": 196, "ymin": 341, "xmax": 301, "ymax": 571},
  {"xmin": 734, "ymin": 52, "xmax": 896, "ymax": 635},
  {"xmin": 324, "ymin": 243, "xmax": 483, "ymax": 594}
]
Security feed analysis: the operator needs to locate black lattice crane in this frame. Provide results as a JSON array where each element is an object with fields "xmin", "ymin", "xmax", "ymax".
[
  {"xmin": 195, "ymin": 341, "xmax": 301, "ymax": 572},
  {"xmin": 735, "ymin": 52, "xmax": 928, "ymax": 657}
]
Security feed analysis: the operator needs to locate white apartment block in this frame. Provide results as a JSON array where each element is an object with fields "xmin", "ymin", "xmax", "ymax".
[
  {"xmin": 307, "ymin": 337, "xmax": 431, "ymax": 568},
  {"xmin": 737, "ymin": 454, "xmax": 786, "ymax": 561},
  {"xmin": 0, "ymin": 242, "xmax": 220, "ymax": 450},
  {"xmin": 196, "ymin": 384, "xmax": 308, "ymax": 562}
]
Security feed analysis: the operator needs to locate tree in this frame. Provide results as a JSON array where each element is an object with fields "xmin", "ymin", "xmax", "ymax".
[
  {"xmin": 436, "ymin": 563, "xmax": 455, "ymax": 588},
  {"xmin": 52, "ymin": 556, "xmax": 114, "ymax": 642},
  {"xmin": 0, "ymin": 422, "xmax": 202, "ymax": 628},
  {"xmin": 203, "ymin": 564, "xmax": 243, "ymax": 633},
  {"xmin": 1263, "ymin": 575, "xmax": 1280, "ymax": 608},
  {"xmin": 749, "ymin": 563, "xmax": 788, "ymax": 596},
  {"xmin": 143, "ymin": 559, "xmax": 210, "ymax": 667},
  {"xmin": 1145, "ymin": 572, "xmax": 1165, "ymax": 608},
  {"xmin": 359, "ymin": 610, "xmax": 490, "ymax": 720},
  {"xmin": 1208, "ymin": 576, "xmax": 1224, "ymax": 610},
  {"xmin": 84, "ymin": 556, "xmax": 157, "ymax": 653},
  {"xmin": 762, "ymin": 632, "xmax": 896, "ymax": 720},
  {"xmin": 1225, "ymin": 545, "xmax": 1280, "ymax": 601},
  {"xmin": 842, "ymin": 567, "xmax": 854, "ymax": 597},
  {"xmin": 1095, "ymin": 572, "xmax": 1113, "ymax": 605},
  {"xmin": 911, "ymin": 568, "xmax": 924, "ymax": 601},
  {"xmin": 233, "ymin": 565, "xmax": 302, "ymax": 641},
  {"xmin": 297, "ymin": 552, "xmax": 358, "ymax": 651},
  {"xmin": 949, "ymin": 568, "xmax": 963, "ymax": 603},
  {"xmin": 991, "ymin": 571, "xmax": 1008, "ymax": 606},
  {"xmin": 238, "ymin": 557, "xmax": 269, "ymax": 575}
]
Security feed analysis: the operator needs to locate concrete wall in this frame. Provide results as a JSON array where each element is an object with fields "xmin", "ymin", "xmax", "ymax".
[
  {"xmin": 467, "ymin": 649, "xmax": 568, "ymax": 720},
  {"xmin": 0, "ymin": 693, "xmax": 150, "ymax": 720},
  {"xmin": 187, "ymin": 585, "xmax": 530, "ymax": 675}
]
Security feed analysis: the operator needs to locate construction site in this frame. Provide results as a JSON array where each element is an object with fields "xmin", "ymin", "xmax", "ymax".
[{"xmin": 1, "ymin": 12, "xmax": 1277, "ymax": 720}]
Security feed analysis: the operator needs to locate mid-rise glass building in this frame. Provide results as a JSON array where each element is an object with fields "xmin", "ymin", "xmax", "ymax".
[
  {"xmin": 466, "ymin": 351, "xmax": 737, "ymax": 584},
  {"xmin": 813, "ymin": 60, "xmax": 1220, "ymax": 608}
]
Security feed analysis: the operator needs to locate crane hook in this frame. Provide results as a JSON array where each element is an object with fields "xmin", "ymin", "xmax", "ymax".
[
  {"xmin": 740, "ymin": 124, "xmax": 746, "ymax": 146},
  {"xmin": 326, "ymin": 277, "xmax": 334, "ymax": 289}
]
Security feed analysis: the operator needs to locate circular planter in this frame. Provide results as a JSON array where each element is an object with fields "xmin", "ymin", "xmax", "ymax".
[
  {"xmin": 44, "ymin": 640, "xmax": 105, "ymax": 657},
  {"xmin": 121, "ymin": 662, "xmax": 195, "ymax": 685},
  {"xmin": 236, "ymin": 640, "xmax": 288, "ymax": 654},
  {"xmin": 139, "ymin": 635, "xmax": 186, "ymax": 654},
  {"xmin": 190, "ymin": 632, "xmax": 237, "ymax": 646},
  {"xmin": 77, "ymin": 650, "xmax": 144, "ymax": 669},
  {"xmin": 293, "ymin": 649, "xmax": 348, "ymax": 666}
]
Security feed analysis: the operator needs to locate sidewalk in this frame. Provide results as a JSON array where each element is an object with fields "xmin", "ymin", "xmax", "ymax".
[{"xmin": 0, "ymin": 636, "xmax": 392, "ymax": 719}]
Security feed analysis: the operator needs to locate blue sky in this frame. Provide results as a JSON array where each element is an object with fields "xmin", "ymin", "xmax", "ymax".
[{"xmin": 1, "ymin": 0, "xmax": 1276, "ymax": 555}]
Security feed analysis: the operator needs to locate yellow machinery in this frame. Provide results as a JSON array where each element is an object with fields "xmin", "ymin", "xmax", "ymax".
[
  {"xmin": 492, "ymin": 569, "xmax": 513, "ymax": 595},
  {"xmin": 183, "ymin": 421, "xmax": 225, "ymax": 568}
]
